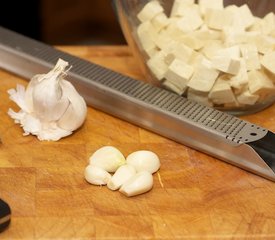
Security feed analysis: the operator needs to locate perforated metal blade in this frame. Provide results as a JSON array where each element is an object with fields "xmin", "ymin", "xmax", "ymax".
[{"xmin": 0, "ymin": 26, "xmax": 274, "ymax": 181}]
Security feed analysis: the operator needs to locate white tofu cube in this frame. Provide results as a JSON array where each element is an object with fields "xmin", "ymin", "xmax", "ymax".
[
  {"xmin": 212, "ymin": 57, "xmax": 240, "ymax": 75},
  {"xmin": 162, "ymin": 18, "xmax": 186, "ymax": 41},
  {"xmin": 188, "ymin": 51, "xmax": 204, "ymax": 67},
  {"xmin": 170, "ymin": 0, "xmax": 196, "ymax": 17},
  {"xmin": 201, "ymin": 40, "xmax": 223, "ymax": 59},
  {"xmin": 256, "ymin": 35, "xmax": 275, "ymax": 54},
  {"xmin": 164, "ymin": 58, "xmax": 194, "ymax": 91},
  {"xmin": 137, "ymin": 1, "xmax": 164, "ymax": 22},
  {"xmin": 187, "ymin": 88, "xmax": 213, "ymax": 106},
  {"xmin": 196, "ymin": 26, "xmax": 221, "ymax": 40},
  {"xmin": 248, "ymin": 70, "xmax": 275, "ymax": 97},
  {"xmin": 151, "ymin": 12, "xmax": 169, "ymax": 32},
  {"xmin": 204, "ymin": 8, "xmax": 232, "ymax": 31},
  {"xmin": 229, "ymin": 59, "xmax": 248, "ymax": 89},
  {"xmin": 179, "ymin": 32, "xmax": 204, "ymax": 50},
  {"xmin": 237, "ymin": 89, "xmax": 259, "ymax": 105},
  {"xmin": 176, "ymin": 11, "xmax": 203, "ymax": 33},
  {"xmin": 261, "ymin": 51, "xmax": 275, "ymax": 75},
  {"xmin": 248, "ymin": 17, "xmax": 263, "ymax": 32},
  {"xmin": 163, "ymin": 81, "xmax": 185, "ymax": 95},
  {"xmin": 187, "ymin": 58, "xmax": 219, "ymax": 92},
  {"xmin": 261, "ymin": 12, "xmax": 275, "ymax": 35},
  {"xmin": 137, "ymin": 21, "xmax": 158, "ymax": 57},
  {"xmin": 240, "ymin": 44, "xmax": 260, "ymax": 71},
  {"xmin": 162, "ymin": 41, "xmax": 194, "ymax": 63},
  {"xmin": 211, "ymin": 46, "xmax": 241, "ymax": 75},
  {"xmin": 154, "ymin": 30, "xmax": 175, "ymax": 50},
  {"xmin": 238, "ymin": 4, "xmax": 255, "ymax": 29},
  {"xmin": 198, "ymin": 0, "xmax": 224, "ymax": 16},
  {"xmin": 147, "ymin": 50, "xmax": 169, "ymax": 80},
  {"xmin": 222, "ymin": 28, "xmax": 260, "ymax": 47},
  {"xmin": 208, "ymin": 77, "xmax": 236, "ymax": 105}
]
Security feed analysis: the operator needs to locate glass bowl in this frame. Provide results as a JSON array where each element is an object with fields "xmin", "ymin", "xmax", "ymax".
[{"xmin": 113, "ymin": 0, "xmax": 275, "ymax": 115}]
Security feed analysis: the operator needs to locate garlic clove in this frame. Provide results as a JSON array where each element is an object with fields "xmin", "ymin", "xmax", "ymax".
[
  {"xmin": 84, "ymin": 165, "xmax": 111, "ymax": 186},
  {"xmin": 32, "ymin": 59, "xmax": 70, "ymax": 122},
  {"xmin": 126, "ymin": 150, "xmax": 160, "ymax": 174},
  {"xmin": 119, "ymin": 171, "xmax": 153, "ymax": 197},
  {"xmin": 57, "ymin": 80, "xmax": 87, "ymax": 131},
  {"xmin": 24, "ymin": 74, "xmax": 44, "ymax": 113},
  {"xmin": 89, "ymin": 146, "xmax": 126, "ymax": 173},
  {"xmin": 107, "ymin": 164, "xmax": 136, "ymax": 191}
]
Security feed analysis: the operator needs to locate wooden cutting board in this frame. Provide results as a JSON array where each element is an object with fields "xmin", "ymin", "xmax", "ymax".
[{"xmin": 0, "ymin": 45, "xmax": 275, "ymax": 239}]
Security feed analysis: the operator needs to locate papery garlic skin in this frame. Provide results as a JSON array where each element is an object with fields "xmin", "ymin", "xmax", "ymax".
[
  {"xmin": 84, "ymin": 165, "xmax": 111, "ymax": 186},
  {"xmin": 107, "ymin": 164, "xmax": 136, "ymax": 191},
  {"xmin": 126, "ymin": 150, "xmax": 160, "ymax": 174},
  {"xmin": 7, "ymin": 58, "xmax": 87, "ymax": 141},
  {"xmin": 89, "ymin": 146, "xmax": 126, "ymax": 173},
  {"xmin": 119, "ymin": 171, "xmax": 153, "ymax": 197}
]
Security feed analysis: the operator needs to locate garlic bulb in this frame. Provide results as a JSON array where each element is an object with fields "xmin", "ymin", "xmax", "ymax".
[
  {"xmin": 126, "ymin": 150, "xmax": 160, "ymax": 173},
  {"xmin": 107, "ymin": 164, "xmax": 136, "ymax": 191},
  {"xmin": 84, "ymin": 165, "xmax": 111, "ymax": 186},
  {"xmin": 7, "ymin": 58, "xmax": 87, "ymax": 141},
  {"xmin": 89, "ymin": 146, "xmax": 126, "ymax": 172},
  {"xmin": 119, "ymin": 171, "xmax": 153, "ymax": 197}
]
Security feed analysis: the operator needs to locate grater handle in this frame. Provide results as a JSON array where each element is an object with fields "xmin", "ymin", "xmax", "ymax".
[{"xmin": 247, "ymin": 131, "xmax": 275, "ymax": 173}]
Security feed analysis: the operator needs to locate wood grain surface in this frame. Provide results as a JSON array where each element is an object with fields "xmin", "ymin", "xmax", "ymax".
[{"xmin": 0, "ymin": 45, "xmax": 275, "ymax": 240}]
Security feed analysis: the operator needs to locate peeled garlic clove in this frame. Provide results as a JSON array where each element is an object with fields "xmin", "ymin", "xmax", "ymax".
[
  {"xmin": 119, "ymin": 171, "xmax": 153, "ymax": 197},
  {"xmin": 89, "ymin": 146, "xmax": 126, "ymax": 173},
  {"xmin": 84, "ymin": 165, "xmax": 111, "ymax": 186},
  {"xmin": 107, "ymin": 164, "xmax": 136, "ymax": 191},
  {"xmin": 57, "ymin": 80, "xmax": 87, "ymax": 131},
  {"xmin": 126, "ymin": 150, "xmax": 160, "ymax": 173}
]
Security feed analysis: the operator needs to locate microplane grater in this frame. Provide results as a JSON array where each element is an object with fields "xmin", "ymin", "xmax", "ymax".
[{"xmin": 0, "ymin": 26, "xmax": 274, "ymax": 181}]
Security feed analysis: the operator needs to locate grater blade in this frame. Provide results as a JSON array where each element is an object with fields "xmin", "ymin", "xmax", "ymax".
[{"xmin": 0, "ymin": 26, "xmax": 274, "ymax": 181}]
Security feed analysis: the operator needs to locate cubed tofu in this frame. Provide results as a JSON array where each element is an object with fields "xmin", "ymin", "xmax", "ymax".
[
  {"xmin": 137, "ymin": 21, "xmax": 158, "ymax": 57},
  {"xmin": 238, "ymin": 4, "xmax": 255, "ymax": 29},
  {"xmin": 176, "ymin": 11, "xmax": 203, "ymax": 33},
  {"xmin": 240, "ymin": 43, "xmax": 260, "ymax": 71},
  {"xmin": 209, "ymin": 77, "xmax": 236, "ymax": 105},
  {"xmin": 178, "ymin": 32, "xmax": 204, "ymax": 50},
  {"xmin": 198, "ymin": 0, "xmax": 224, "ymax": 16},
  {"xmin": 151, "ymin": 12, "xmax": 169, "ymax": 32},
  {"xmin": 187, "ymin": 88, "xmax": 213, "ymax": 106},
  {"xmin": 261, "ymin": 51, "xmax": 275, "ymax": 75},
  {"xmin": 187, "ymin": 58, "xmax": 219, "ymax": 92},
  {"xmin": 201, "ymin": 40, "xmax": 223, "ymax": 59},
  {"xmin": 196, "ymin": 26, "xmax": 221, "ymax": 40},
  {"xmin": 163, "ymin": 81, "xmax": 186, "ymax": 95},
  {"xmin": 162, "ymin": 41, "xmax": 194, "ymax": 63},
  {"xmin": 248, "ymin": 70, "xmax": 275, "ymax": 98},
  {"xmin": 248, "ymin": 17, "xmax": 263, "ymax": 32},
  {"xmin": 237, "ymin": 89, "xmax": 259, "ymax": 105},
  {"xmin": 164, "ymin": 58, "xmax": 194, "ymax": 91},
  {"xmin": 211, "ymin": 46, "xmax": 241, "ymax": 75},
  {"xmin": 256, "ymin": 35, "xmax": 275, "ymax": 54},
  {"xmin": 222, "ymin": 28, "xmax": 260, "ymax": 47},
  {"xmin": 261, "ymin": 12, "xmax": 275, "ymax": 35},
  {"xmin": 163, "ymin": 18, "xmax": 186, "ymax": 41},
  {"xmin": 137, "ymin": 0, "xmax": 164, "ymax": 22},
  {"xmin": 147, "ymin": 50, "xmax": 169, "ymax": 80},
  {"xmin": 229, "ymin": 59, "xmax": 248, "ymax": 89},
  {"xmin": 204, "ymin": 8, "xmax": 232, "ymax": 31},
  {"xmin": 154, "ymin": 30, "xmax": 175, "ymax": 50},
  {"xmin": 170, "ymin": 0, "xmax": 196, "ymax": 17}
]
